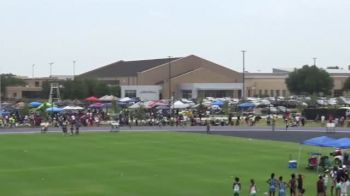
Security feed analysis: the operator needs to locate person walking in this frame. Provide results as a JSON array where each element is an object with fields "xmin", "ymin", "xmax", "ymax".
[
  {"xmin": 232, "ymin": 177, "xmax": 241, "ymax": 196},
  {"xmin": 267, "ymin": 173, "xmax": 277, "ymax": 196}
]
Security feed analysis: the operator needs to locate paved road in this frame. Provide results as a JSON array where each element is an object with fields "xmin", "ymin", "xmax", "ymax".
[{"xmin": 0, "ymin": 126, "xmax": 349, "ymax": 143}]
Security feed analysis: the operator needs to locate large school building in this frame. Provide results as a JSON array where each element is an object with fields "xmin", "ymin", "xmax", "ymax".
[{"xmin": 79, "ymin": 55, "xmax": 243, "ymax": 100}]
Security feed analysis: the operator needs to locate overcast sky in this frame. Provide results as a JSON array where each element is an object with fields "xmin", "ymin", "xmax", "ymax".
[{"xmin": 1, "ymin": 0, "xmax": 350, "ymax": 77}]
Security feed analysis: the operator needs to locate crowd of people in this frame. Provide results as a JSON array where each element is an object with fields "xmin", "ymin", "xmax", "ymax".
[{"xmin": 232, "ymin": 166, "xmax": 350, "ymax": 196}]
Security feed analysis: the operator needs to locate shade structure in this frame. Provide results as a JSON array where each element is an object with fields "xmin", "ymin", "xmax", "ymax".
[
  {"xmin": 99, "ymin": 95, "xmax": 118, "ymax": 102},
  {"xmin": 119, "ymin": 97, "xmax": 132, "ymax": 102},
  {"xmin": 63, "ymin": 106, "xmax": 84, "ymax": 110},
  {"xmin": 172, "ymin": 101, "xmax": 190, "ymax": 109},
  {"xmin": 85, "ymin": 96, "xmax": 99, "ymax": 102},
  {"xmin": 30, "ymin": 102, "xmax": 42, "ymax": 108},
  {"xmin": 238, "ymin": 102, "xmax": 256, "ymax": 109},
  {"xmin": 330, "ymin": 138, "xmax": 350, "ymax": 149},
  {"xmin": 212, "ymin": 100, "xmax": 224, "ymax": 107},
  {"xmin": 89, "ymin": 103, "xmax": 105, "ymax": 109},
  {"xmin": 46, "ymin": 107, "xmax": 64, "ymax": 113},
  {"xmin": 302, "ymin": 136, "xmax": 336, "ymax": 147}
]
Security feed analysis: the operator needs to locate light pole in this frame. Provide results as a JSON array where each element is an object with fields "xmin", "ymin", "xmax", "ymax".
[
  {"xmin": 49, "ymin": 62, "xmax": 54, "ymax": 77},
  {"xmin": 0, "ymin": 73, "xmax": 2, "ymax": 116},
  {"xmin": 32, "ymin": 64, "xmax": 35, "ymax": 78},
  {"xmin": 313, "ymin": 57, "xmax": 317, "ymax": 66},
  {"xmin": 168, "ymin": 56, "xmax": 172, "ymax": 119},
  {"xmin": 73, "ymin": 60, "xmax": 76, "ymax": 80},
  {"xmin": 241, "ymin": 50, "xmax": 246, "ymax": 100}
]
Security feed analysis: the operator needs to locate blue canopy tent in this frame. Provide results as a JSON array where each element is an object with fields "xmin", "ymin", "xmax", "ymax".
[
  {"xmin": 330, "ymin": 138, "xmax": 350, "ymax": 149},
  {"xmin": 302, "ymin": 136, "xmax": 337, "ymax": 147},
  {"xmin": 29, "ymin": 102, "xmax": 42, "ymax": 108},
  {"xmin": 238, "ymin": 102, "xmax": 256, "ymax": 110},
  {"xmin": 212, "ymin": 100, "xmax": 224, "ymax": 107},
  {"xmin": 46, "ymin": 107, "xmax": 64, "ymax": 113}
]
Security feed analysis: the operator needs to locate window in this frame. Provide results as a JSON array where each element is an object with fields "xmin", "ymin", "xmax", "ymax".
[
  {"xmin": 264, "ymin": 90, "xmax": 268, "ymax": 96},
  {"xmin": 13, "ymin": 93, "xmax": 17, "ymax": 98},
  {"xmin": 259, "ymin": 89, "xmax": 262, "ymax": 97},
  {"xmin": 182, "ymin": 90, "xmax": 192, "ymax": 99},
  {"xmin": 35, "ymin": 81, "xmax": 40, "ymax": 87},
  {"xmin": 125, "ymin": 90, "xmax": 136, "ymax": 98},
  {"xmin": 276, "ymin": 90, "xmax": 280, "ymax": 97},
  {"xmin": 270, "ymin": 90, "xmax": 274, "ymax": 97},
  {"xmin": 282, "ymin": 90, "xmax": 287, "ymax": 97}
]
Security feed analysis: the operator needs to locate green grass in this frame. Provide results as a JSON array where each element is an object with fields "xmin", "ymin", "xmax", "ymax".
[{"xmin": 0, "ymin": 132, "xmax": 324, "ymax": 195}]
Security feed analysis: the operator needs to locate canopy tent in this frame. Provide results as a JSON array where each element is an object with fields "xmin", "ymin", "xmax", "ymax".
[
  {"xmin": 29, "ymin": 102, "xmax": 42, "ymax": 108},
  {"xmin": 238, "ymin": 102, "xmax": 256, "ymax": 110},
  {"xmin": 99, "ymin": 95, "xmax": 118, "ymax": 102},
  {"xmin": 63, "ymin": 106, "xmax": 84, "ymax": 110},
  {"xmin": 302, "ymin": 136, "xmax": 336, "ymax": 147},
  {"xmin": 330, "ymin": 138, "xmax": 350, "ymax": 149},
  {"xmin": 128, "ymin": 102, "xmax": 148, "ymax": 109},
  {"xmin": 302, "ymin": 136, "xmax": 350, "ymax": 149},
  {"xmin": 89, "ymin": 103, "xmax": 105, "ymax": 109},
  {"xmin": 46, "ymin": 107, "xmax": 64, "ymax": 113},
  {"xmin": 172, "ymin": 101, "xmax": 190, "ymax": 109},
  {"xmin": 119, "ymin": 97, "xmax": 132, "ymax": 102},
  {"xmin": 212, "ymin": 100, "xmax": 224, "ymax": 107},
  {"xmin": 85, "ymin": 96, "xmax": 99, "ymax": 102}
]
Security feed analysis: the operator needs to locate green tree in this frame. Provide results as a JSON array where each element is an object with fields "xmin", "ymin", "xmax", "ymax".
[
  {"xmin": 285, "ymin": 65, "xmax": 334, "ymax": 95},
  {"xmin": 343, "ymin": 77, "xmax": 350, "ymax": 92}
]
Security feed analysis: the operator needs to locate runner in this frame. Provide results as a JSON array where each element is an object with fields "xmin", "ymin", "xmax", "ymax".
[
  {"xmin": 278, "ymin": 176, "xmax": 287, "ymax": 196},
  {"xmin": 249, "ymin": 179, "xmax": 257, "ymax": 196}
]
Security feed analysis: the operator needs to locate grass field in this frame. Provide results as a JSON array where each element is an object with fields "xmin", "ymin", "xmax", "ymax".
[{"xmin": 0, "ymin": 132, "xmax": 324, "ymax": 195}]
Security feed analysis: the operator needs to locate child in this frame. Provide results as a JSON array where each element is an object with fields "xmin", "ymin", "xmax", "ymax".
[
  {"xmin": 340, "ymin": 178, "xmax": 350, "ymax": 196},
  {"xmin": 289, "ymin": 173, "xmax": 297, "ymax": 196},
  {"xmin": 278, "ymin": 176, "xmax": 287, "ymax": 196},
  {"xmin": 232, "ymin": 177, "xmax": 241, "ymax": 196},
  {"xmin": 250, "ymin": 179, "xmax": 257, "ymax": 196},
  {"xmin": 267, "ymin": 173, "xmax": 277, "ymax": 196}
]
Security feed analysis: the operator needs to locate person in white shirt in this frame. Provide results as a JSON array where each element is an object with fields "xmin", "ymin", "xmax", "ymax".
[{"xmin": 341, "ymin": 179, "xmax": 350, "ymax": 196}]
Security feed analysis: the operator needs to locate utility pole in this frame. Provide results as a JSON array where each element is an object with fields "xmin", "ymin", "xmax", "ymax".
[
  {"xmin": 168, "ymin": 56, "xmax": 172, "ymax": 118},
  {"xmin": 0, "ymin": 73, "xmax": 2, "ymax": 115},
  {"xmin": 313, "ymin": 57, "xmax": 317, "ymax": 66},
  {"xmin": 241, "ymin": 50, "xmax": 246, "ymax": 100},
  {"xmin": 49, "ymin": 62, "xmax": 54, "ymax": 77},
  {"xmin": 73, "ymin": 60, "xmax": 76, "ymax": 80},
  {"xmin": 32, "ymin": 64, "xmax": 35, "ymax": 78}
]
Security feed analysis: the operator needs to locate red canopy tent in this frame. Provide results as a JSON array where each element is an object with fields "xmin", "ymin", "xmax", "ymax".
[{"xmin": 85, "ymin": 96, "xmax": 99, "ymax": 102}]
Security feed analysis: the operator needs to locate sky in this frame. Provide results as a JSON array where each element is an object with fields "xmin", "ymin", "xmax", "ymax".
[{"xmin": 1, "ymin": 0, "xmax": 350, "ymax": 77}]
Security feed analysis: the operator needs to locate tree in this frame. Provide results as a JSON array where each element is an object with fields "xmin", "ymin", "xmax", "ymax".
[
  {"xmin": 0, "ymin": 74, "xmax": 25, "ymax": 98},
  {"xmin": 343, "ymin": 77, "xmax": 350, "ymax": 92},
  {"xmin": 285, "ymin": 65, "xmax": 334, "ymax": 95}
]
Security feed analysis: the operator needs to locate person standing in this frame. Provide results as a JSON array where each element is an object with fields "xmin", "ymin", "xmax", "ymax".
[
  {"xmin": 267, "ymin": 173, "xmax": 277, "ymax": 196},
  {"xmin": 278, "ymin": 176, "xmax": 287, "ymax": 196},
  {"xmin": 232, "ymin": 177, "xmax": 241, "ymax": 196},
  {"xmin": 249, "ymin": 179, "xmax": 257, "ymax": 196},
  {"xmin": 289, "ymin": 174, "xmax": 297, "ymax": 196},
  {"xmin": 297, "ymin": 174, "xmax": 305, "ymax": 196},
  {"xmin": 317, "ymin": 175, "xmax": 326, "ymax": 196}
]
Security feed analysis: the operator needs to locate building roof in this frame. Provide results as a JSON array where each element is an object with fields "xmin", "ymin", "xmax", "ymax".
[{"xmin": 79, "ymin": 57, "xmax": 181, "ymax": 78}]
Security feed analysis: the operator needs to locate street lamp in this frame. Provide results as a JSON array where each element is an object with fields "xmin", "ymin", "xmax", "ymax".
[
  {"xmin": 32, "ymin": 64, "xmax": 35, "ymax": 78},
  {"xmin": 168, "ymin": 56, "xmax": 172, "ymax": 119},
  {"xmin": 241, "ymin": 50, "xmax": 246, "ymax": 100},
  {"xmin": 49, "ymin": 62, "xmax": 54, "ymax": 77},
  {"xmin": 73, "ymin": 60, "xmax": 76, "ymax": 80},
  {"xmin": 313, "ymin": 57, "xmax": 317, "ymax": 66}
]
